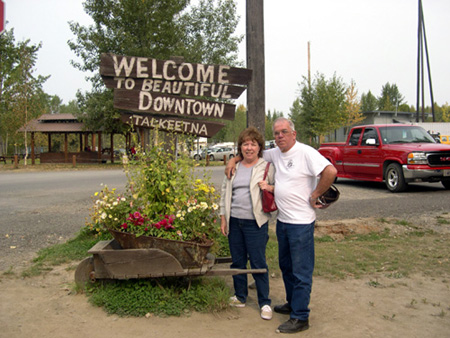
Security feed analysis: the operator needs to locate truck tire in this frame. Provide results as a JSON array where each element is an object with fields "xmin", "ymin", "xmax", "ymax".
[
  {"xmin": 385, "ymin": 163, "xmax": 407, "ymax": 192},
  {"xmin": 209, "ymin": 154, "xmax": 215, "ymax": 161},
  {"xmin": 194, "ymin": 154, "xmax": 200, "ymax": 161},
  {"xmin": 442, "ymin": 180, "xmax": 450, "ymax": 190}
]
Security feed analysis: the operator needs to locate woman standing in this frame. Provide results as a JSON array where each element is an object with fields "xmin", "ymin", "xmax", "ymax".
[{"xmin": 219, "ymin": 127, "xmax": 275, "ymax": 320}]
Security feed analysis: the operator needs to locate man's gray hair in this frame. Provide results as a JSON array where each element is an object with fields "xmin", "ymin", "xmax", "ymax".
[{"xmin": 272, "ymin": 117, "xmax": 296, "ymax": 132}]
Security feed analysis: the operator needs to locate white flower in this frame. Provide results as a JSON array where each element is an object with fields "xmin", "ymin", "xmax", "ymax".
[
  {"xmin": 120, "ymin": 197, "xmax": 126, "ymax": 201},
  {"xmin": 101, "ymin": 212, "xmax": 107, "ymax": 220},
  {"xmin": 113, "ymin": 201, "xmax": 118, "ymax": 206},
  {"xmin": 212, "ymin": 203, "xmax": 218, "ymax": 210},
  {"xmin": 201, "ymin": 222, "xmax": 205, "ymax": 227}
]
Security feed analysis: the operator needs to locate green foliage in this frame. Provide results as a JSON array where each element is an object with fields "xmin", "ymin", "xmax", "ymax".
[
  {"xmin": 293, "ymin": 72, "xmax": 348, "ymax": 141},
  {"xmin": 87, "ymin": 142, "xmax": 221, "ymax": 243},
  {"xmin": 265, "ymin": 109, "xmax": 283, "ymax": 141},
  {"xmin": 86, "ymin": 277, "xmax": 230, "ymax": 316},
  {"xmin": 21, "ymin": 231, "xmax": 110, "ymax": 277},
  {"xmin": 360, "ymin": 90, "xmax": 378, "ymax": 112},
  {"xmin": 212, "ymin": 104, "xmax": 247, "ymax": 144},
  {"xmin": 377, "ymin": 82, "xmax": 404, "ymax": 111},
  {"xmin": 68, "ymin": 0, "xmax": 242, "ymax": 133},
  {"xmin": 0, "ymin": 28, "xmax": 50, "ymax": 155}
]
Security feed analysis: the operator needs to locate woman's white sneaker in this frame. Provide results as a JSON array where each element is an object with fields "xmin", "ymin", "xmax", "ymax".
[
  {"xmin": 260, "ymin": 305, "xmax": 273, "ymax": 320},
  {"xmin": 229, "ymin": 295, "xmax": 245, "ymax": 308}
]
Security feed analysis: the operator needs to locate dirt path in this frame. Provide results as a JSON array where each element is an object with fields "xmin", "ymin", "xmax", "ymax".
[{"xmin": 1, "ymin": 255, "xmax": 449, "ymax": 337}]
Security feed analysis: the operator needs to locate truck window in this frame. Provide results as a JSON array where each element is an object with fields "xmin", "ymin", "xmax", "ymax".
[
  {"xmin": 361, "ymin": 128, "xmax": 378, "ymax": 146},
  {"xmin": 348, "ymin": 128, "xmax": 362, "ymax": 146}
]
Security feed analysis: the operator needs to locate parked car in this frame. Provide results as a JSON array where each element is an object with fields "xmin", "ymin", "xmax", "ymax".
[
  {"xmin": 190, "ymin": 149, "xmax": 203, "ymax": 160},
  {"xmin": 205, "ymin": 147, "xmax": 236, "ymax": 161}
]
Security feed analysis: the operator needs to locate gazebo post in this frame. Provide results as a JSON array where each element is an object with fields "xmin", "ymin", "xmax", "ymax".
[
  {"xmin": 48, "ymin": 133, "xmax": 52, "ymax": 153},
  {"xmin": 97, "ymin": 131, "xmax": 102, "ymax": 163},
  {"xmin": 84, "ymin": 133, "xmax": 89, "ymax": 151},
  {"xmin": 92, "ymin": 133, "xmax": 96, "ymax": 151},
  {"xmin": 31, "ymin": 132, "xmax": 35, "ymax": 165},
  {"xmin": 79, "ymin": 133, "xmax": 83, "ymax": 152},
  {"xmin": 64, "ymin": 133, "xmax": 68, "ymax": 163},
  {"xmin": 110, "ymin": 133, "xmax": 114, "ymax": 164}
]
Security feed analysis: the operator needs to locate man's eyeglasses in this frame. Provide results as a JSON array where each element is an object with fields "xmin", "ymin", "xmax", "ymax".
[{"xmin": 273, "ymin": 129, "xmax": 292, "ymax": 137}]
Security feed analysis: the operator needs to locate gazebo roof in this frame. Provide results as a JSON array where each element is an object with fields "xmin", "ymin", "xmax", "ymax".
[{"xmin": 19, "ymin": 114, "xmax": 97, "ymax": 133}]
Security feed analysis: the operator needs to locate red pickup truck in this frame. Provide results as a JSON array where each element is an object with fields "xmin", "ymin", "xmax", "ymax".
[{"xmin": 318, "ymin": 124, "xmax": 450, "ymax": 192}]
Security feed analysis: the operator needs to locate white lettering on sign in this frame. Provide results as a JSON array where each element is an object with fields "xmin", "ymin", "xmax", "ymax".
[
  {"xmin": 132, "ymin": 115, "xmax": 208, "ymax": 136},
  {"xmin": 138, "ymin": 92, "xmax": 225, "ymax": 118},
  {"xmin": 112, "ymin": 56, "xmax": 231, "ymax": 84},
  {"xmin": 138, "ymin": 79, "xmax": 231, "ymax": 99}
]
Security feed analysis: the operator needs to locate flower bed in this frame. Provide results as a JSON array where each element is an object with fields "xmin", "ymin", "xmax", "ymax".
[{"xmin": 86, "ymin": 143, "xmax": 220, "ymax": 247}]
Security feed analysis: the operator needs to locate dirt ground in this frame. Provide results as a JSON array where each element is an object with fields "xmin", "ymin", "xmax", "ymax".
[{"xmin": 1, "ymin": 219, "xmax": 449, "ymax": 338}]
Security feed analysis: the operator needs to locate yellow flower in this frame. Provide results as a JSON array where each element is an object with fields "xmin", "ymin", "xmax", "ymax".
[{"xmin": 94, "ymin": 192, "xmax": 99, "ymax": 196}]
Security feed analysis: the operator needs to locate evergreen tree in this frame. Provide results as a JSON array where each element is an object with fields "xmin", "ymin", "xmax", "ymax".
[
  {"xmin": 377, "ymin": 83, "xmax": 404, "ymax": 111},
  {"xmin": 360, "ymin": 90, "xmax": 378, "ymax": 112}
]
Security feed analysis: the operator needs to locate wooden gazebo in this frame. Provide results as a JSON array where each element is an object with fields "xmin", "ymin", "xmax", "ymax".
[{"xmin": 19, "ymin": 113, "xmax": 119, "ymax": 164}]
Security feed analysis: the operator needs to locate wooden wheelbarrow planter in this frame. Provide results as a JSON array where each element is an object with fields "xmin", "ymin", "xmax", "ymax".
[{"xmin": 75, "ymin": 239, "xmax": 267, "ymax": 287}]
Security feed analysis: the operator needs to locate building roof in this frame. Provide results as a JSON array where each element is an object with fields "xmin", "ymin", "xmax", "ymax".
[{"xmin": 19, "ymin": 114, "xmax": 99, "ymax": 133}]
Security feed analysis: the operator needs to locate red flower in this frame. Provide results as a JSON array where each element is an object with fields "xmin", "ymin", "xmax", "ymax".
[{"xmin": 121, "ymin": 223, "xmax": 128, "ymax": 229}]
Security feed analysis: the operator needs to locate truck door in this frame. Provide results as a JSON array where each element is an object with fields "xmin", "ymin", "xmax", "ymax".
[
  {"xmin": 342, "ymin": 128, "xmax": 363, "ymax": 176},
  {"xmin": 343, "ymin": 127, "xmax": 383, "ymax": 179}
]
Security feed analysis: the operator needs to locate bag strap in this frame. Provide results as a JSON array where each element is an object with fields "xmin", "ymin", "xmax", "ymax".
[{"xmin": 263, "ymin": 162, "xmax": 270, "ymax": 180}]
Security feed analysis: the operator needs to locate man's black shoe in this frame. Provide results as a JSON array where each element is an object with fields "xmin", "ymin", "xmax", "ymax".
[
  {"xmin": 276, "ymin": 318, "xmax": 309, "ymax": 334},
  {"xmin": 273, "ymin": 303, "xmax": 292, "ymax": 315}
]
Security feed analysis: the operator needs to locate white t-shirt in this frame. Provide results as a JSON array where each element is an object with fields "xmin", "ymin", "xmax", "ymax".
[{"xmin": 263, "ymin": 142, "xmax": 330, "ymax": 224}]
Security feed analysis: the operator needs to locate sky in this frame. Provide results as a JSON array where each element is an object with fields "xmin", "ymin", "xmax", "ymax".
[{"xmin": 4, "ymin": 0, "xmax": 450, "ymax": 116}]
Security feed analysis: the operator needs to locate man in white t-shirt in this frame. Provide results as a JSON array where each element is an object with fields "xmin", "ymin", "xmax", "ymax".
[{"xmin": 226, "ymin": 117, "xmax": 337, "ymax": 333}]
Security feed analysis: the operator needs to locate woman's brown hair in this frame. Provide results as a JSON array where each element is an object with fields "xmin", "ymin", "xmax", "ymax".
[{"xmin": 237, "ymin": 126, "xmax": 264, "ymax": 158}]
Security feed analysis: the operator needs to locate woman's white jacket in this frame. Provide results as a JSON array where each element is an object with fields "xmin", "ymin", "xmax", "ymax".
[{"xmin": 219, "ymin": 158, "xmax": 275, "ymax": 231}]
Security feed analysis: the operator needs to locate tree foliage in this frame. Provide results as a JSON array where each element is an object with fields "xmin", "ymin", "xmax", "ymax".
[
  {"xmin": 265, "ymin": 109, "xmax": 283, "ymax": 141},
  {"xmin": 0, "ymin": 28, "xmax": 50, "ymax": 155},
  {"xmin": 360, "ymin": 90, "xmax": 378, "ymax": 112},
  {"xmin": 68, "ymin": 0, "xmax": 243, "ymax": 133},
  {"xmin": 377, "ymin": 82, "xmax": 404, "ymax": 111},
  {"xmin": 293, "ymin": 73, "xmax": 347, "ymax": 141},
  {"xmin": 344, "ymin": 80, "xmax": 364, "ymax": 131}
]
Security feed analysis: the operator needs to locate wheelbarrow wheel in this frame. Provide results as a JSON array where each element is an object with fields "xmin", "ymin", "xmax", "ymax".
[{"xmin": 75, "ymin": 257, "xmax": 95, "ymax": 289}]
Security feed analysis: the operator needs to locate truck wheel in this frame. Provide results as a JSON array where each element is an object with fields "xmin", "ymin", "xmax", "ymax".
[
  {"xmin": 194, "ymin": 154, "xmax": 200, "ymax": 161},
  {"xmin": 209, "ymin": 155, "xmax": 215, "ymax": 161},
  {"xmin": 442, "ymin": 181, "xmax": 450, "ymax": 190},
  {"xmin": 385, "ymin": 163, "xmax": 407, "ymax": 192},
  {"xmin": 229, "ymin": 154, "xmax": 234, "ymax": 159}
]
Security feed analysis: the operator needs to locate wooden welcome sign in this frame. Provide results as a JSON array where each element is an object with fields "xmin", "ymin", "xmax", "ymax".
[{"xmin": 100, "ymin": 53, "xmax": 252, "ymax": 137}]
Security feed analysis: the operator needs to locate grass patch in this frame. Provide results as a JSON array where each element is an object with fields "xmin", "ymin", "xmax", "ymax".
[
  {"xmin": 86, "ymin": 277, "xmax": 230, "ymax": 317},
  {"xmin": 21, "ymin": 231, "xmax": 110, "ymax": 277},
  {"xmin": 314, "ymin": 231, "xmax": 450, "ymax": 279}
]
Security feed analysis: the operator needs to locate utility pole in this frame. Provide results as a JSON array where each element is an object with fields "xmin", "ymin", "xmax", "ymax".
[
  {"xmin": 246, "ymin": 0, "xmax": 265, "ymax": 134},
  {"xmin": 416, "ymin": 0, "xmax": 435, "ymax": 122},
  {"xmin": 307, "ymin": 41, "xmax": 311, "ymax": 86}
]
